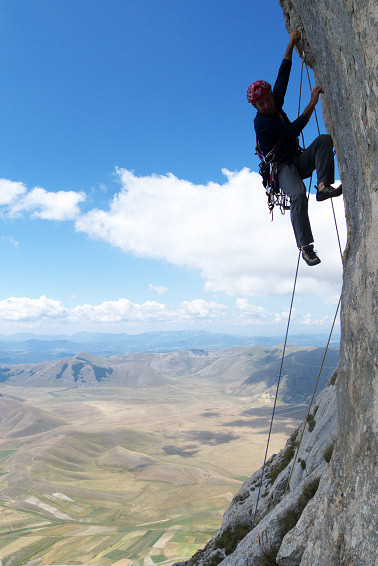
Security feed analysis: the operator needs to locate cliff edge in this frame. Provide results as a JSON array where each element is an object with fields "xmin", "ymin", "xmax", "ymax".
[
  {"xmin": 174, "ymin": 1, "xmax": 377, "ymax": 564},
  {"xmin": 278, "ymin": 1, "xmax": 377, "ymax": 564}
]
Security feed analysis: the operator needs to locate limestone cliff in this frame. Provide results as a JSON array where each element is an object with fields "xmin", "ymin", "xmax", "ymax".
[
  {"xmin": 174, "ymin": 1, "xmax": 377, "ymax": 564},
  {"xmin": 277, "ymin": 2, "xmax": 377, "ymax": 564}
]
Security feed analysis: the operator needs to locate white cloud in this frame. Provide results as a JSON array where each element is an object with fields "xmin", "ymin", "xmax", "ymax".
[
  {"xmin": 177, "ymin": 299, "xmax": 227, "ymax": 320},
  {"xmin": 0, "ymin": 296, "xmax": 67, "ymax": 321},
  {"xmin": 149, "ymin": 283, "xmax": 168, "ymax": 295},
  {"xmin": 0, "ymin": 294, "xmax": 339, "ymax": 333},
  {"xmin": 75, "ymin": 168, "xmax": 346, "ymax": 299},
  {"xmin": 12, "ymin": 186, "xmax": 85, "ymax": 220},
  {"xmin": 0, "ymin": 179, "xmax": 26, "ymax": 205},
  {"xmin": 70, "ymin": 298, "xmax": 172, "ymax": 323},
  {"xmin": 0, "ymin": 169, "xmax": 345, "ymax": 301},
  {"xmin": 0, "ymin": 178, "xmax": 85, "ymax": 220},
  {"xmin": 299, "ymin": 312, "xmax": 330, "ymax": 326},
  {"xmin": 234, "ymin": 298, "xmax": 305, "ymax": 326},
  {"xmin": 235, "ymin": 298, "xmax": 271, "ymax": 322},
  {"xmin": 0, "ymin": 167, "xmax": 345, "ymax": 336},
  {"xmin": 69, "ymin": 298, "xmax": 228, "ymax": 325}
]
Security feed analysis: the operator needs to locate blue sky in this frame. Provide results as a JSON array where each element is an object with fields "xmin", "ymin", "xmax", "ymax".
[{"xmin": 0, "ymin": 0, "xmax": 345, "ymax": 336}]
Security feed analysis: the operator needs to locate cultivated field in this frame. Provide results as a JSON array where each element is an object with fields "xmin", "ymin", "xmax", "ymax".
[{"xmin": 0, "ymin": 368, "xmax": 310, "ymax": 565}]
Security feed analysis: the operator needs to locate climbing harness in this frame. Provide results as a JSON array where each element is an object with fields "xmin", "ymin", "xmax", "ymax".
[
  {"xmin": 256, "ymin": 139, "xmax": 290, "ymax": 219},
  {"xmin": 250, "ymin": 58, "xmax": 344, "ymax": 531}
]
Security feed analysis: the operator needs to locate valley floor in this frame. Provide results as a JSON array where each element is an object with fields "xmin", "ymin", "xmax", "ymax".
[{"xmin": 0, "ymin": 381, "xmax": 307, "ymax": 566}]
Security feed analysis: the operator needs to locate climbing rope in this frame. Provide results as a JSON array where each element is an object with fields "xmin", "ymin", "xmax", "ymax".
[
  {"xmin": 281, "ymin": 64, "xmax": 344, "ymax": 491},
  {"xmin": 303, "ymin": 62, "xmax": 344, "ymax": 259},
  {"xmin": 283, "ymin": 294, "xmax": 341, "ymax": 495},
  {"xmin": 250, "ymin": 58, "xmax": 344, "ymax": 530},
  {"xmin": 251, "ymin": 250, "xmax": 301, "ymax": 531}
]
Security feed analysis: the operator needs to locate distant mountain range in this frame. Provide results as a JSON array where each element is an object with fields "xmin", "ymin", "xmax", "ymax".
[
  {"xmin": 0, "ymin": 330, "xmax": 340, "ymax": 364},
  {"xmin": 0, "ymin": 345, "xmax": 340, "ymax": 404}
]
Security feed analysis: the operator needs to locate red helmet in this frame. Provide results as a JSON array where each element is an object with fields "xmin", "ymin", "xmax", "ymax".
[{"xmin": 247, "ymin": 80, "xmax": 272, "ymax": 104}]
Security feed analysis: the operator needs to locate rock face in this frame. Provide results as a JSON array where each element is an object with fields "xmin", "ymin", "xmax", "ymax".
[
  {"xmin": 173, "ymin": 378, "xmax": 338, "ymax": 566},
  {"xmin": 174, "ymin": 2, "xmax": 377, "ymax": 565},
  {"xmin": 277, "ymin": 2, "xmax": 378, "ymax": 564}
]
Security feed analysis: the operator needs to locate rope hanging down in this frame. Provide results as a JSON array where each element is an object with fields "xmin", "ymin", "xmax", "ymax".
[
  {"xmin": 282, "ymin": 65, "xmax": 344, "ymax": 488},
  {"xmin": 284, "ymin": 294, "xmax": 341, "ymax": 496},
  {"xmin": 303, "ymin": 61, "xmax": 343, "ymax": 258},
  {"xmin": 251, "ymin": 250, "xmax": 301, "ymax": 531},
  {"xmin": 250, "ymin": 60, "xmax": 343, "ymax": 531}
]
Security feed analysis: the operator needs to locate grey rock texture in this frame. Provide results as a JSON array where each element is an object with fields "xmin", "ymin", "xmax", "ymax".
[
  {"xmin": 174, "ymin": 1, "xmax": 377, "ymax": 564},
  {"xmin": 173, "ymin": 381, "xmax": 337, "ymax": 566},
  {"xmin": 278, "ymin": 1, "xmax": 378, "ymax": 564}
]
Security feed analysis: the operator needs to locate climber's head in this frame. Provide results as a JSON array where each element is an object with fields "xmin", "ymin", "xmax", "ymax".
[{"xmin": 247, "ymin": 80, "xmax": 275, "ymax": 115}]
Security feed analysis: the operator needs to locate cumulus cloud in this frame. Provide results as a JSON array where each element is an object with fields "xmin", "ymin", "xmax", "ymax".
[
  {"xmin": 0, "ymin": 296, "xmax": 67, "ymax": 321},
  {"xmin": 235, "ymin": 298, "xmax": 271, "ymax": 323},
  {"xmin": 11, "ymin": 186, "xmax": 85, "ymax": 220},
  {"xmin": 69, "ymin": 298, "xmax": 230, "ymax": 325},
  {"xmin": 75, "ymin": 167, "xmax": 346, "ymax": 298},
  {"xmin": 70, "ymin": 298, "xmax": 172, "ymax": 323},
  {"xmin": 0, "ymin": 295, "xmax": 335, "ymax": 332},
  {"xmin": 0, "ymin": 166, "xmax": 345, "ymax": 338},
  {"xmin": 0, "ymin": 168, "xmax": 345, "ymax": 300},
  {"xmin": 0, "ymin": 179, "xmax": 85, "ymax": 220},
  {"xmin": 299, "ymin": 312, "xmax": 331, "ymax": 326},
  {"xmin": 0, "ymin": 179, "xmax": 27, "ymax": 205},
  {"xmin": 233, "ymin": 298, "xmax": 331, "ymax": 327},
  {"xmin": 177, "ymin": 299, "xmax": 227, "ymax": 321},
  {"xmin": 0, "ymin": 295, "xmax": 229, "ymax": 328}
]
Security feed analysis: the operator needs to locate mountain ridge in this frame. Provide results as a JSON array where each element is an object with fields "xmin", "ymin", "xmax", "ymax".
[
  {"xmin": 0, "ymin": 330, "xmax": 340, "ymax": 364},
  {"xmin": 0, "ymin": 345, "xmax": 339, "ymax": 404}
]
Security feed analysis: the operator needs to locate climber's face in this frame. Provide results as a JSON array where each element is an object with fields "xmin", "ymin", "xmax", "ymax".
[{"xmin": 254, "ymin": 92, "xmax": 275, "ymax": 115}]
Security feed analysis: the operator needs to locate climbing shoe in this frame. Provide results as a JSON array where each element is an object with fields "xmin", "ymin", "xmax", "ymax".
[
  {"xmin": 301, "ymin": 244, "xmax": 321, "ymax": 266},
  {"xmin": 316, "ymin": 184, "xmax": 343, "ymax": 201}
]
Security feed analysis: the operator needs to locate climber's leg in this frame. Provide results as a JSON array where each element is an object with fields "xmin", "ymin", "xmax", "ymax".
[
  {"xmin": 278, "ymin": 163, "xmax": 314, "ymax": 248},
  {"xmin": 294, "ymin": 134, "xmax": 335, "ymax": 185},
  {"xmin": 294, "ymin": 134, "xmax": 342, "ymax": 201}
]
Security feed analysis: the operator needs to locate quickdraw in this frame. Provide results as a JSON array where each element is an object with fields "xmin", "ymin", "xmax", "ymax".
[{"xmin": 256, "ymin": 139, "xmax": 290, "ymax": 220}]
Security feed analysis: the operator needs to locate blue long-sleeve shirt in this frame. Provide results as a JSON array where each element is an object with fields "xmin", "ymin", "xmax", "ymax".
[{"xmin": 254, "ymin": 59, "xmax": 308, "ymax": 162}]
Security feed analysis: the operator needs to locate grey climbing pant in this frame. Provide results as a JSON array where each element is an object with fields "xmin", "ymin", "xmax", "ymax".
[{"xmin": 278, "ymin": 134, "xmax": 335, "ymax": 248}]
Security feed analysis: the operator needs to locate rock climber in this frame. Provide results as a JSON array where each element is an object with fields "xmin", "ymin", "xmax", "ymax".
[{"xmin": 247, "ymin": 29, "xmax": 342, "ymax": 266}]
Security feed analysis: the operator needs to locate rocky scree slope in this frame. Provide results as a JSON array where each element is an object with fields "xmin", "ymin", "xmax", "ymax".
[{"xmin": 175, "ymin": 1, "xmax": 377, "ymax": 564}]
